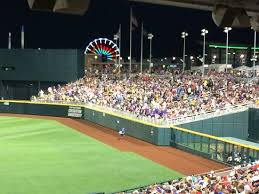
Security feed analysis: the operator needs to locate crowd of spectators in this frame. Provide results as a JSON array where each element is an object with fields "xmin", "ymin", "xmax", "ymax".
[
  {"xmin": 226, "ymin": 152, "xmax": 255, "ymax": 166},
  {"xmin": 33, "ymin": 71, "xmax": 259, "ymax": 122},
  {"xmin": 128, "ymin": 161, "xmax": 259, "ymax": 194}
]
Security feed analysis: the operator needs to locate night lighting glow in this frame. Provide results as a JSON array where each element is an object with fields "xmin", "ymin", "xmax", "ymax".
[{"xmin": 209, "ymin": 44, "xmax": 248, "ymax": 50}]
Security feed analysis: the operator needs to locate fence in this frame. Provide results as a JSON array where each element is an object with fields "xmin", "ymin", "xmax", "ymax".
[
  {"xmin": 170, "ymin": 125, "xmax": 259, "ymax": 165},
  {"xmin": 170, "ymin": 104, "xmax": 249, "ymax": 125}
]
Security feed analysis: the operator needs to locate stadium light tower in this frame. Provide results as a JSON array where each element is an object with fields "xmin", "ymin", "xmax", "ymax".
[
  {"xmin": 148, "ymin": 33, "xmax": 154, "ymax": 72},
  {"xmin": 224, "ymin": 27, "xmax": 232, "ymax": 72},
  {"xmin": 113, "ymin": 34, "xmax": 119, "ymax": 64},
  {"xmin": 181, "ymin": 32, "xmax": 188, "ymax": 72},
  {"xmin": 201, "ymin": 29, "xmax": 208, "ymax": 76}
]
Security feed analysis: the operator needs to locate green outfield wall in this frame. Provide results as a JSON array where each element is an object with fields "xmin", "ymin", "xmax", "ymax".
[
  {"xmin": 177, "ymin": 111, "xmax": 249, "ymax": 140},
  {"xmin": 248, "ymin": 108, "xmax": 259, "ymax": 142}
]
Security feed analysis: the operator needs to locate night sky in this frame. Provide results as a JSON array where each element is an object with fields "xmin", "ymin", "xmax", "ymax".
[{"xmin": 0, "ymin": 0, "xmax": 255, "ymax": 59}]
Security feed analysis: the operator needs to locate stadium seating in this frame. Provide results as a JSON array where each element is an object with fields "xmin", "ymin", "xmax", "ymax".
[{"xmin": 34, "ymin": 71, "xmax": 259, "ymax": 123}]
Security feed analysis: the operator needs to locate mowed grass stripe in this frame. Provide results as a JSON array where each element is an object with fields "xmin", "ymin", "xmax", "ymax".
[
  {"xmin": 0, "ymin": 124, "xmax": 59, "ymax": 137},
  {"xmin": 0, "ymin": 116, "xmax": 183, "ymax": 194},
  {"xmin": 0, "ymin": 128, "xmax": 63, "ymax": 140},
  {"xmin": 0, "ymin": 118, "xmax": 58, "ymax": 131},
  {"xmin": 0, "ymin": 116, "xmax": 55, "ymax": 122},
  {"xmin": 0, "ymin": 117, "xmax": 30, "ymax": 123},
  {"xmin": 0, "ymin": 117, "xmax": 53, "ymax": 126},
  {"xmin": 0, "ymin": 121, "xmax": 62, "ymax": 140}
]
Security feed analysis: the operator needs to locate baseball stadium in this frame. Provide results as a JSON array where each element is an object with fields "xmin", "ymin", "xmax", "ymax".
[{"xmin": 1, "ymin": 0, "xmax": 259, "ymax": 194}]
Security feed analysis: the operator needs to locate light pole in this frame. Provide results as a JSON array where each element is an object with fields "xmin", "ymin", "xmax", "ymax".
[
  {"xmin": 212, "ymin": 55, "xmax": 217, "ymax": 64},
  {"xmin": 252, "ymin": 28, "xmax": 257, "ymax": 77},
  {"xmin": 201, "ymin": 29, "xmax": 208, "ymax": 76},
  {"xmin": 140, "ymin": 23, "xmax": 144, "ymax": 74},
  {"xmin": 240, "ymin": 54, "xmax": 245, "ymax": 65},
  {"xmin": 148, "ymin": 33, "xmax": 154, "ymax": 73},
  {"xmin": 224, "ymin": 27, "xmax": 232, "ymax": 72},
  {"xmin": 181, "ymin": 32, "xmax": 188, "ymax": 72},
  {"xmin": 113, "ymin": 34, "xmax": 119, "ymax": 64}
]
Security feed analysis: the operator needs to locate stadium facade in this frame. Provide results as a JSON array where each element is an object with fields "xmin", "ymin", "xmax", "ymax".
[{"xmin": 207, "ymin": 43, "xmax": 259, "ymax": 68}]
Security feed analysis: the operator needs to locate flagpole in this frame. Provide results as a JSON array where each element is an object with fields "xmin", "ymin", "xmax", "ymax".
[
  {"xmin": 8, "ymin": 32, "xmax": 11, "ymax": 50},
  {"xmin": 140, "ymin": 22, "xmax": 143, "ymax": 74},
  {"xmin": 129, "ymin": 7, "xmax": 132, "ymax": 73},
  {"xmin": 119, "ymin": 24, "xmax": 121, "ymax": 66},
  {"xmin": 21, "ymin": 25, "xmax": 24, "ymax": 49}
]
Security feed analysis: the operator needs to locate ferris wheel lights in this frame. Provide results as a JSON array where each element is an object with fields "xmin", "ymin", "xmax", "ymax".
[
  {"xmin": 85, "ymin": 38, "xmax": 120, "ymax": 61},
  {"xmin": 95, "ymin": 49, "xmax": 99, "ymax": 54},
  {"xmin": 98, "ymin": 38, "xmax": 106, "ymax": 42}
]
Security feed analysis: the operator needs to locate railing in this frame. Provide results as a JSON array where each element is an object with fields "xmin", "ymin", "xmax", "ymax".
[
  {"xmin": 249, "ymin": 102, "xmax": 259, "ymax": 109},
  {"xmin": 32, "ymin": 99, "xmax": 253, "ymax": 126},
  {"xmin": 169, "ymin": 104, "xmax": 250, "ymax": 125},
  {"xmin": 171, "ymin": 125, "xmax": 259, "ymax": 165}
]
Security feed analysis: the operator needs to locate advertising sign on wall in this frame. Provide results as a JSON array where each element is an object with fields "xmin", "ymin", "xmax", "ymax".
[{"xmin": 68, "ymin": 106, "xmax": 83, "ymax": 118}]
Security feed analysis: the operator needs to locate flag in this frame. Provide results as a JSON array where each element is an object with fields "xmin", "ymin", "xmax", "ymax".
[
  {"xmin": 131, "ymin": 15, "xmax": 138, "ymax": 30},
  {"xmin": 115, "ymin": 26, "xmax": 120, "ymax": 36},
  {"xmin": 129, "ymin": 7, "xmax": 138, "ymax": 73},
  {"xmin": 131, "ymin": 9, "xmax": 138, "ymax": 31}
]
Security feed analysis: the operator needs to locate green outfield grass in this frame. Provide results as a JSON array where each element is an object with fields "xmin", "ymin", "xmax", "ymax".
[{"xmin": 0, "ymin": 116, "xmax": 183, "ymax": 194}]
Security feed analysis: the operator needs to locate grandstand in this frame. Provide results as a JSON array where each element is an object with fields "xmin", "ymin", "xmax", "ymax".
[{"xmin": 34, "ymin": 71, "xmax": 259, "ymax": 124}]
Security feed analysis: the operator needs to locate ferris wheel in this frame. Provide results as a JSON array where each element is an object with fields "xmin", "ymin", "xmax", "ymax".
[{"xmin": 84, "ymin": 38, "xmax": 120, "ymax": 61}]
